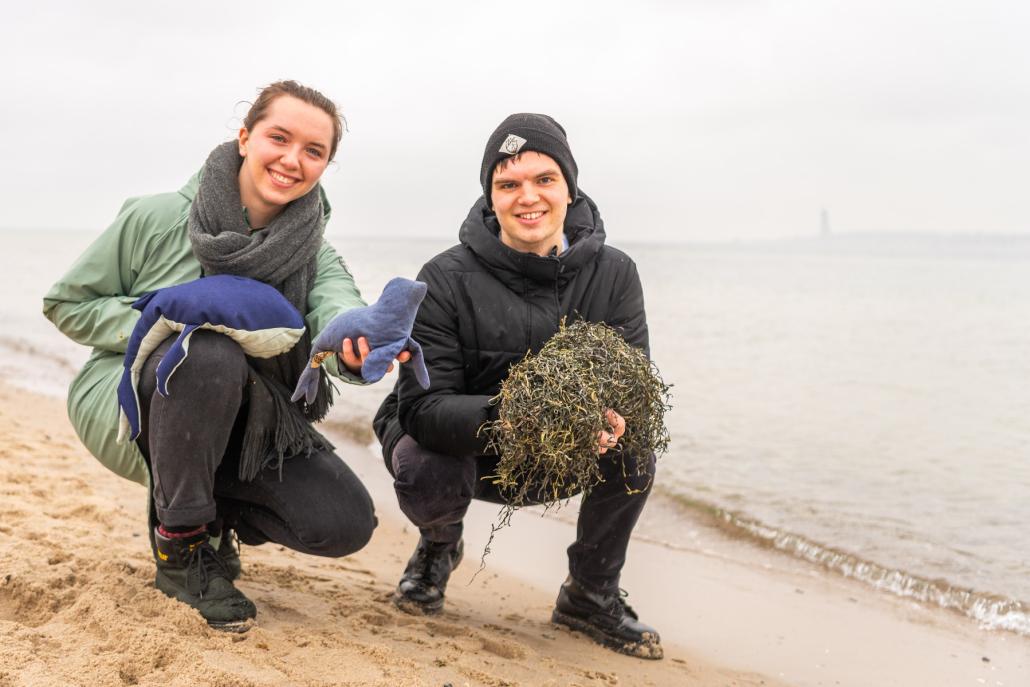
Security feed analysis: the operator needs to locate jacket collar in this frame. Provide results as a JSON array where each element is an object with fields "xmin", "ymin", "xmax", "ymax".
[{"xmin": 459, "ymin": 191, "xmax": 606, "ymax": 289}]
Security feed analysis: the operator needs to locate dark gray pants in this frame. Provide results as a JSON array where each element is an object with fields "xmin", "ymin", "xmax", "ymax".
[
  {"xmin": 136, "ymin": 330, "xmax": 377, "ymax": 558},
  {"xmin": 389, "ymin": 434, "xmax": 655, "ymax": 593}
]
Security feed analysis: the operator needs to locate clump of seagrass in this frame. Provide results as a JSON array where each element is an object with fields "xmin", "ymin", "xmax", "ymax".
[{"xmin": 472, "ymin": 319, "xmax": 671, "ymax": 574}]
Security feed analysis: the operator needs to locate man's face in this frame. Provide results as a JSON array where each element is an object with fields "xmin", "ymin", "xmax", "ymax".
[{"xmin": 490, "ymin": 152, "xmax": 571, "ymax": 257}]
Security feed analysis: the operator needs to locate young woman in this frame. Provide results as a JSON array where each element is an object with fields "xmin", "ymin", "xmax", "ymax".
[{"xmin": 44, "ymin": 81, "xmax": 401, "ymax": 630}]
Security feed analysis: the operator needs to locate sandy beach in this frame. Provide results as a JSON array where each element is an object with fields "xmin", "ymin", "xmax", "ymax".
[{"xmin": 1, "ymin": 379, "xmax": 1027, "ymax": 687}]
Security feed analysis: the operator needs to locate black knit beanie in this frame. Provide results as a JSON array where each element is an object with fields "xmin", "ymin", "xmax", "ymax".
[{"xmin": 480, "ymin": 113, "xmax": 579, "ymax": 207}]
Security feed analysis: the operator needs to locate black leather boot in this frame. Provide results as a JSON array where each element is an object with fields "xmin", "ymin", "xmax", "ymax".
[
  {"xmin": 153, "ymin": 528, "xmax": 256, "ymax": 631},
  {"xmin": 551, "ymin": 577, "xmax": 663, "ymax": 659},
  {"xmin": 393, "ymin": 536, "xmax": 463, "ymax": 615}
]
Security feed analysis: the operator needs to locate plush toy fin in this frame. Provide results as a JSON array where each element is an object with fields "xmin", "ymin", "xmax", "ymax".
[
  {"xmin": 131, "ymin": 289, "xmax": 159, "ymax": 312},
  {"xmin": 291, "ymin": 364, "xmax": 321, "ymax": 405},
  {"xmin": 361, "ymin": 339, "xmax": 407, "ymax": 384},
  {"xmin": 117, "ymin": 365, "xmax": 142, "ymax": 441},
  {"xmin": 155, "ymin": 324, "xmax": 199, "ymax": 397},
  {"xmin": 405, "ymin": 337, "xmax": 430, "ymax": 389}
]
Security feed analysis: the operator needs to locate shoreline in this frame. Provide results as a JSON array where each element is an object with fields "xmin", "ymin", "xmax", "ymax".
[
  {"xmin": 636, "ymin": 488, "xmax": 1030, "ymax": 637},
  {"xmin": 2, "ymin": 381, "xmax": 1026, "ymax": 685},
  {"xmin": 328, "ymin": 405, "xmax": 1030, "ymax": 641}
]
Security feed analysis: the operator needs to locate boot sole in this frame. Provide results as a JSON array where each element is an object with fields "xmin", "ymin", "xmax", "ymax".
[
  {"xmin": 392, "ymin": 591, "xmax": 444, "ymax": 616},
  {"xmin": 551, "ymin": 609, "xmax": 664, "ymax": 660},
  {"xmin": 207, "ymin": 619, "xmax": 253, "ymax": 633},
  {"xmin": 390, "ymin": 540, "xmax": 463, "ymax": 617},
  {"xmin": 154, "ymin": 573, "xmax": 256, "ymax": 629}
]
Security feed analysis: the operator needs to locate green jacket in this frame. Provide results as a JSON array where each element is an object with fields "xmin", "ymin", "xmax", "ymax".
[{"xmin": 43, "ymin": 174, "xmax": 366, "ymax": 486}]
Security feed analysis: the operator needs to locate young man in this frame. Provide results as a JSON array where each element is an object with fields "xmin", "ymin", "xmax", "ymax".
[{"xmin": 373, "ymin": 114, "xmax": 661, "ymax": 659}]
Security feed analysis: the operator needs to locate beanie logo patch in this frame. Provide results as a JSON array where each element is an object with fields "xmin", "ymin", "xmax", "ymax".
[{"xmin": 499, "ymin": 134, "xmax": 527, "ymax": 156}]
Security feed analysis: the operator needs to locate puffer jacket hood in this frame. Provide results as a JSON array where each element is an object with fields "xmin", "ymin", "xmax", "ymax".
[{"xmin": 458, "ymin": 191, "xmax": 605, "ymax": 288}]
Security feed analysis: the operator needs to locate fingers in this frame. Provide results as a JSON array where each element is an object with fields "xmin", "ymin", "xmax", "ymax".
[
  {"xmin": 339, "ymin": 337, "xmax": 361, "ymax": 373},
  {"xmin": 340, "ymin": 338, "xmax": 412, "ymax": 378},
  {"xmin": 388, "ymin": 349, "xmax": 412, "ymax": 374},
  {"xmin": 596, "ymin": 431, "xmax": 619, "ymax": 454},
  {"xmin": 607, "ymin": 409, "xmax": 626, "ymax": 440},
  {"xmin": 597, "ymin": 409, "xmax": 626, "ymax": 455}
]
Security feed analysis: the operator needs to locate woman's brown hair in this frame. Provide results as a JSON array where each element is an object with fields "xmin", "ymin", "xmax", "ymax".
[{"xmin": 243, "ymin": 81, "xmax": 345, "ymax": 161}]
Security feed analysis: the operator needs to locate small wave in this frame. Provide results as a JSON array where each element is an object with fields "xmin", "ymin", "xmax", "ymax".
[
  {"xmin": 0, "ymin": 335, "xmax": 79, "ymax": 373},
  {"xmin": 658, "ymin": 489, "xmax": 1030, "ymax": 636}
]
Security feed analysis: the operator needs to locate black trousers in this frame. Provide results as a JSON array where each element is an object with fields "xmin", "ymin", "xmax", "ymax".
[
  {"xmin": 136, "ymin": 330, "xmax": 377, "ymax": 558},
  {"xmin": 389, "ymin": 434, "xmax": 655, "ymax": 594}
]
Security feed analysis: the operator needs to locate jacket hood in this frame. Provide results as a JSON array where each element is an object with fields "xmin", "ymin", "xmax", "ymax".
[
  {"xmin": 458, "ymin": 190, "xmax": 605, "ymax": 287},
  {"xmin": 178, "ymin": 169, "xmax": 334, "ymax": 224}
]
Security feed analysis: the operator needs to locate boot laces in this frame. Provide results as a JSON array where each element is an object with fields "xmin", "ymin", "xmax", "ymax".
[
  {"xmin": 185, "ymin": 541, "xmax": 233, "ymax": 598},
  {"xmin": 611, "ymin": 588, "xmax": 639, "ymax": 620},
  {"xmin": 411, "ymin": 540, "xmax": 453, "ymax": 583}
]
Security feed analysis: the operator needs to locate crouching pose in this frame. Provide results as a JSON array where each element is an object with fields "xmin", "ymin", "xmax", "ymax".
[
  {"xmin": 373, "ymin": 114, "xmax": 662, "ymax": 659},
  {"xmin": 44, "ymin": 81, "xmax": 405, "ymax": 630}
]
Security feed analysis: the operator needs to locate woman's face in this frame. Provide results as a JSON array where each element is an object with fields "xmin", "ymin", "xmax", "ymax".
[{"xmin": 237, "ymin": 95, "xmax": 334, "ymax": 224}]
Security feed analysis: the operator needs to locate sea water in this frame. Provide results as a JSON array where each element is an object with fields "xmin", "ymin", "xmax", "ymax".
[{"xmin": 6, "ymin": 228, "xmax": 1028, "ymax": 635}]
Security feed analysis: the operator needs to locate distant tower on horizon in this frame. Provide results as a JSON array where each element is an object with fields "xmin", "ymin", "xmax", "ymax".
[{"xmin": 820, "ymin": 207, "xmax": 831, "ymax": 237}]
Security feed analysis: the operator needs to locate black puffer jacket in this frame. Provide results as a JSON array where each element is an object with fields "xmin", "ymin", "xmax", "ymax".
[{"xmin": 373, "ymin": 192, "xmax": 649, "ymax": 461}]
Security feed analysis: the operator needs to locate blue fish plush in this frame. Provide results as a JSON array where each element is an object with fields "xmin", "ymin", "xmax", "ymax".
[
  {"xmin": 291, "ymin": 277, "xmax": 430, "ymax": 404},
  {"xmin": 117, "ymin": 275, "xmax": 306, "ymax": 443}
]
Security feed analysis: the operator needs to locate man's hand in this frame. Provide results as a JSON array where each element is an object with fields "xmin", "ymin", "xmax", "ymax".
[
  {"xmin": 339, "ymin": 336, "xmax": 413, "ymax": 375},
  {"xmin": 597, "ymin": 408, "xmax": 626, "ymax": 455}
]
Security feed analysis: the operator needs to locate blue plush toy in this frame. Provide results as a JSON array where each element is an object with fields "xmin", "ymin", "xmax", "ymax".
[
  {"xmin": 291, "ymin": 277, "xmax": 431, "ymax": 404},
  {"xmin": 117, "ymin": 275, "xmax": 306, "ymax": 443}
]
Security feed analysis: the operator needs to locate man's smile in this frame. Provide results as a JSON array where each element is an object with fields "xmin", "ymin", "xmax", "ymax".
[{"xmin": 515, "ymin": 210, "xmax": 546, "ymax": 222}]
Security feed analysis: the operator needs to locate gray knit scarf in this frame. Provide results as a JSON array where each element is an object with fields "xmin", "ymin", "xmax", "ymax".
[{"xmin": 188, "ymin": 141, "xmax": 334, "ymax": 481}]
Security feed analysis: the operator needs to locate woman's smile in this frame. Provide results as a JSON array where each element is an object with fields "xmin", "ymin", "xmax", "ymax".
[
  {"xmin": 268, "ymin": 168, "xmax": 301, "ymax": 188},
  {"xmin": 237, "ymin": 95, "xmax": 333, "ymax": 228}
]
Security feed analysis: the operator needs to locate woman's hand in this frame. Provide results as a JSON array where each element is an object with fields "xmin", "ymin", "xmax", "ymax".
[
  {"xmin": 339, "ymin": 336, "xmax": 412, "ymax": 375},
  {"xmin": 597, "ymin": 408, "xmax": 626, "ymax": 454}
]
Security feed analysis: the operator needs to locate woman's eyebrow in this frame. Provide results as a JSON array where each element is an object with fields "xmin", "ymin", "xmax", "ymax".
[{"xmin": 267, "ymin": 125, "xmax": 328, "ymax": 149}]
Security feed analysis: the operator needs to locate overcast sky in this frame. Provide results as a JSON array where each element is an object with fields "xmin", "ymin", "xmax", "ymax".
[{"xmin": 3, "ymin": 0, "xmax": 1027, "ymax": 242}]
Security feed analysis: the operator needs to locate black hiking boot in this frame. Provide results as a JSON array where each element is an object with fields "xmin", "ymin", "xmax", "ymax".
[
  {"xmin": 393, "ymin": 537, "xmax": 463, "ymax": 615},
  {"xmin": 153, "ymin": 528, "xmax": 256, "ymax": 631},
  {"xmin": 551, "ymin": 577, "xmax": 663, "ymax": 659}
]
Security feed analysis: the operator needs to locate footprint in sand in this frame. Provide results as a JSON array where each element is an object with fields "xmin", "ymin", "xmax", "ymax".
[
  {"xmin": 424, "ymin": 620, "xmax": 469, "ymax": 638},
  {"xmin": 423, "ymin": 621, "xmax": 530, "ymax": 660},
  {"xmin": 359, "ymin": 610, "xmax": 394, "ymax": 627},
  {"xmin": 256, "ymin": 597, "xmax": 311, "ymax": 624},
  {"xmin": 0, "ymin": 575, "xmax": 71, "ymax": 627},
  {"xmin": 52, "ymin": 504, "xmax": 113, "ymax": 527},
  {"xmin": 479, "ymin": 634, "xmax": 528, "ymax": 659},
  {"xmin": 46, "ymin": 551, "xmax": 72, "ymax": 566}
]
